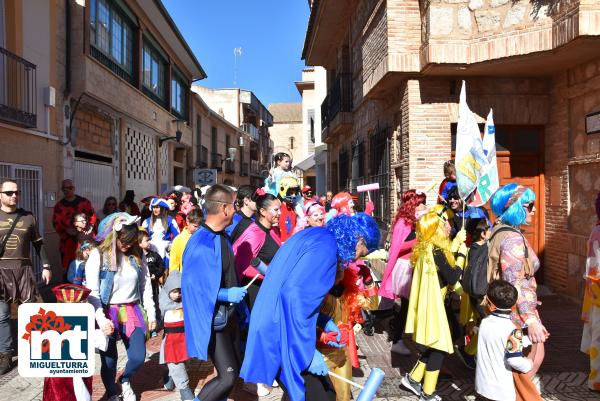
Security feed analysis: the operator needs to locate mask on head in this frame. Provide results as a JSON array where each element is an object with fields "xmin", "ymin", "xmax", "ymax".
[{"xmin": 278, "ymin": 176, "xmax": 300, "ymax": 203}]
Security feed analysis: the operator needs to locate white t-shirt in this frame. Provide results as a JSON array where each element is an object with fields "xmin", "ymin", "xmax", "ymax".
[{"xmin": 476, "ymin": 312, "xmax": 533, "ymax": 401}]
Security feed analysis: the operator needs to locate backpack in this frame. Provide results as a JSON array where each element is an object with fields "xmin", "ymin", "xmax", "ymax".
[{"xmin": 462, "ymin": 226, "xmax": 529, "ymax": 298}]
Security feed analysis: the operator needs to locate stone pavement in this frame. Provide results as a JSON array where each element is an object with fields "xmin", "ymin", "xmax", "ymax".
[{"xmin": 0, "ymin": 295, "xmax": 597, "ymax": 400}]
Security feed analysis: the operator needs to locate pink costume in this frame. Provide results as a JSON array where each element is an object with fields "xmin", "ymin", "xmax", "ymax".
[
  {"xmin": 379, "ymin": 218, "xmax": 417, "ymax": 299},
  {"xmin": 232, "ymin": 222, "xmax": 282, "ymax": 281}
]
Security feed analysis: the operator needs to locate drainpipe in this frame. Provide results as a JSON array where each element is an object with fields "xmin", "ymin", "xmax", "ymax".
[{"xmin": 64, "ymin": 0, "xmax": 71, "ymax": 97}]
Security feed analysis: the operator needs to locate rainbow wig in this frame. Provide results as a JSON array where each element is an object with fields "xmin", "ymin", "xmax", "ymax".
[
  {"xmin": 490, "ymin": 183, "xmax": 536, "ymax": 227},
  {"xmin": 352, "ymin": 212, "xmax": 381, "ymax": 252},
  {"xmin": 327, "ymin": 214, "xmax": 361, "ymax": 264}
]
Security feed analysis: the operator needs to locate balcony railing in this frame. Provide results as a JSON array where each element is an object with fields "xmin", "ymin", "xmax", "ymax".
[
  {"xmin": 224, "ymin": 160, "xmax": 235, "ymax": 174},
  {"xmin": 321, "ymin": 73, "xmax": 352, "ymax": 131},
  {"xmin": 0, "ymin": 47, "xmax": 37, "ymax": 128},
  {"xmin": 241, "ymin": 162, "xmax": 249, "ymax": 176},
  {"xmin": 211, "ymin": 153, "xmax": 223, "ymax": 170},
  {"xmin": 241, "ymin": 123, "xmax": 260, "ymax": 141},
  {"xmin": 196, "ymin": 145, "xmax": 208, "ymax": 168},
  {"xmin": 250, "ymin": 160, "xmax": 260, "ymax": 176}
]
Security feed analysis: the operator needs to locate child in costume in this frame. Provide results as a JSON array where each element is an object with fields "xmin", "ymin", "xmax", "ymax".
[
  {"xmin": 582, "ymin": 191, "xmax": 600, "ymax": 391},
  {"xmin": 67, "ymin": 240, "xmax": 94, "ymax": 286},
  {"xmin": 159, "ymin": 270, "xmax": 194, "ymax": 401},
  {"xmin": 476, "ymin": 280, "xmax": 541, "ymax": 401},
  {"xmin": 317, "ymin": 213, "xmax": 380, "ymax": 401},
  {"xmin": 402, "ymin": 205, "xmax": 467, "ymax": 401},
  {"xmin": 437, "ymin": 160, "xmax": 457, "ymax": 204},
  {"xmin": 240, "ymin": 214, "xmax": 379, "ymax": 401},
  {"xmin": 139, "ymin": 230, "xmax": 165, "ymax": 336},
  {"xmin": 142, "ymin": 198, "xmax": 180, "ymax": 264},
  {"xmin": 42, "ymin": 284, "xmax": 94, "ymax": 401},
  {"xmin": 264, "ymin": 152, "xmax": 297, "ymax": 196}
]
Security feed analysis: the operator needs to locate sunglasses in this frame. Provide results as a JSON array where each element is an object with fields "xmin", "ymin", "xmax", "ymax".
[
  {"xmin": 304, "ymin": 192, "xmax": 313, "ymax": 196},
  {"xmin": 1, "ymin": 190, "xmax": 20, "ymax": 197},
  {"xmin": 62, "ymin": 186, "xmax": 74, "ymax": 190},
  {"xmin": 523, "ymin": 203, "xmax": 535, "ymax": 213}
]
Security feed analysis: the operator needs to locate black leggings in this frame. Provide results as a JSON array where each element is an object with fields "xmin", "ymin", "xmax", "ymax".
[
  {"xmin": 389, "ymin": 298, "xmax": 409, "ymax": 342},
  {"xmin": 419, "ymin": 348, "xmax": 445, "ymax": 372},
  {"xmin": 279, "ymin": 372, "xmax": 336, "ymax": 401},
  {"xmin": 198, "ymin": 316, "xmax": 241, "ymax": 401}
]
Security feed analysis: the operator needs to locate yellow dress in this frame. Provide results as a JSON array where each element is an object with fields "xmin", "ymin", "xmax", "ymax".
[{"xmin": 405, "ymin": 244, "xmax": 454, "ymax": 355}]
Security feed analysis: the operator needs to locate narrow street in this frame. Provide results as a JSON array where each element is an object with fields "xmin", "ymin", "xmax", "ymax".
[{"xmin": 0, "ymin": 295, "xmax": 593, "ymax": 401}]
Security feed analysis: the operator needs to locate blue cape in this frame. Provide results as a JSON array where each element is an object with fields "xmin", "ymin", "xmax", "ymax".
[
  {"xmin": 240, "ymin": 227, "xmax": 338, "ymax": 401},
  {"xmin": 181, "ymin": 226, "xmax": 222, "ymax": 360},
  {"xmin": 225, "ymin": 211, "xmax": 255, "ymax": 238}
]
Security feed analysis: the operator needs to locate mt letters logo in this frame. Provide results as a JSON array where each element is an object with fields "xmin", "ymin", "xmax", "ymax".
[{"xmin": 18, "ymin": 303, "xmax": 95, "ymax": 377}]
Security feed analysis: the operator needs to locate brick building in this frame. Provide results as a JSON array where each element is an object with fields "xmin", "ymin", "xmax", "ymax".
[{"xmin": 303, "ymin": 0, "xmax": 600, "ymax": 298}]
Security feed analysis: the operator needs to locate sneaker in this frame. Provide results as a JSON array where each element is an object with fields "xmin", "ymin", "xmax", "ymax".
[
  {"xmin": 0, "ymin": 352, "xmax": 12, "ymax": 375},
  {"xmin": 391, "ymin": 340, "xmax": 411, "ymax": 355},
  {"xmin": 455, "ymin": 345, "xmax": 476, "ymax": 370},
  {"xmin": 121, "ymin": 381, "xmax": 136, "ymax": 401},
  {"xmin": 420, "ymin": 392, "xmax": 442, "ymax": 401},
  {"xmin": 257, "ymin": 383, "xmax": 272, "ymax": 396},
  {"xmin": 163, "ymin": 375, "xmax": 175, "ymax": 391},
  {"xmin": 179, "ymin": 387, "xmax": 195, "ymax": 401},
  {"xmin": 400, "ymin": 373, "xmax": 422, "ymax": 396}
]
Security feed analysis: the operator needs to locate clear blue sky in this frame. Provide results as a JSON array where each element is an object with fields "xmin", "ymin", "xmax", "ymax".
[{"xmin": 163, "ymin": 1, "xmax": 310, "ymax": 107}]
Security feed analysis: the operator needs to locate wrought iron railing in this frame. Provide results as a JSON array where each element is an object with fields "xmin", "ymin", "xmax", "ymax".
[
  {"xmin": 241, "ymin": 123, "xmax": 260, "ymax": 141},
  {"xmin": 321, "ymin": 73, "xmax": 352, "ymax": 131},
  {"xmin": 0, "ymin": 47, "xmax": 37, "ymax": 128},
  {"xmin": 211, "ymin": 153, "xmax": 222, "ymax": 170}
]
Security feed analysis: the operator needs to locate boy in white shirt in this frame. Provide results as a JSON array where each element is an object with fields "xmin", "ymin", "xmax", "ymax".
[{"xmin": 476, "ymin": 280, "xmax": 538, "ymax": 401}]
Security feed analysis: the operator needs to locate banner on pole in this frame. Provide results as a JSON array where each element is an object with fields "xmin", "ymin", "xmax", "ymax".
[
  {"xmin": 469, "ymin": 109, "xmax": 500, "ymax": 206},
  {"xmin": 455, "ymin": 81, "xmax": 488, "ymax": 200}
]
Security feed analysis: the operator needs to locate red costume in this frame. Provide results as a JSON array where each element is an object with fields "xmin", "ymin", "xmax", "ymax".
[
  {"xmin": 43, "ymin": 284, "xmax": 93, "ymax": 401},
  {"xmin": 278, "ymin": 201, "xmax": 297, "ymax": 242},
  {"xmin": 52, "ymin": 196, "xmax": 97, "ymax": 270}
]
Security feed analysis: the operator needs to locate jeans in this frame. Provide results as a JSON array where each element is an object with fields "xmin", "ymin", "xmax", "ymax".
[
  {"xmin": 168, "ymin": 362, "xmax": 190, "ymax": 390},
  {"xmin": 100, "ymin": 327, "xmax": 146, "ymax": 396},
  {"xmin": 0, "ymin": 301, "xmax": 12, "ymax": 353}
]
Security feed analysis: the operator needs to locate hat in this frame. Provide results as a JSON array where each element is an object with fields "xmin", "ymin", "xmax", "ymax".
[
  {"xmin": 52, "ymin": 283, "xmax": 91, "ymax": 303},
  {"xmin": 140, "ymin": 196, "xmax": 154, "ymax": 205},
  {"xmin": 301, "ymin": 186, "xmax": 313, "ymax": 194},
  {"xmin": 150, "ymin": 198, "xmax": 170, "ymax": 209}
]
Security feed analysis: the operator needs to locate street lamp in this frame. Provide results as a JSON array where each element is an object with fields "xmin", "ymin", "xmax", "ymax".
[{"xmin": 159, "ymin": 119, "xmax": 184, "ymax": 147}]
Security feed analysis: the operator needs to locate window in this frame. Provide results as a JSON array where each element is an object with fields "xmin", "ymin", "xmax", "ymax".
[
  {"xmin": 308, "ymin": 109, "xmax": 315, "ymax": 143},
  {"xmin": 171, "ymin": 72, "xmax": 187, "ymax": 119},
  {"xmin": 195, "ymin": 115, "xmax": 204, "ymax": 167},
  {"xmin": 211, "ymin": 126, "xmax": 217, "ymax": 153},
  {"xmin": 89, "ymin": 0, "xmax": 134, "ymax": 79},
  {"xmin": 369, "ymin": 127, "xmax": 391, "ymax": 224},
  {"xmin": 142, "ymin": 42, "xmax": 165, "ymax": 102}
]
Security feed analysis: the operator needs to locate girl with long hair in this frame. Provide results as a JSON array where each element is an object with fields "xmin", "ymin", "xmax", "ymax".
[
  {"xmin": 141, "ymin": 198, "xmax": 180, "ymax": 264},
  {"xmin": 379, "ymin": 190, "xmax": 427, "ymax": 355},
  {"xmin": 86, "ymin": 213, "xmax": 157, "ymax": 401}
]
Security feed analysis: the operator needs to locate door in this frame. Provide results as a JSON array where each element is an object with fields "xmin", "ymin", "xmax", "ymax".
[
  {"xmin": 0, "ymin": 162, "xmax": 44, "ymax": 283},
  {"xmin": 495, "ymin": 126, "xmax": 544, "ymax": 276},
  {"xmin": 73, "ymin": 159, "xmax": 116, "ymax": 213}
]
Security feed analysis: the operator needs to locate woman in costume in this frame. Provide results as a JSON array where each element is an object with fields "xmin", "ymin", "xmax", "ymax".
[
  {"xmin": 240, "ymin": 214, "xmax": 379, "ymax": 401},
  {"xmin": 489, "ymin": 183, "xmax": 548, "ymax": 378},
  {"xmin": 379, "ymin": 190, "xmax": 427, "ymax": 356},
  {"xmin": 317, "ymin": 212, "xmax": 380, "ymax": 401},
  {"xmin": 233, "ymin": 189, "xmax": 282, "ymax": 309},
  {"xmin": 293, "ymin": 200, "xmax": 326, "ymax": 233},
  {"xmin": 86, "ymin": 213, "xmax": 157, "ymax": 401},
  {"xmin": 582, "ymin": 191, "xmax": 600, "ymax": 391},
  {"xmin": 402, "ymin": 205, "xmax": 467, "ymax": 401},
  {"xmin": 142, "ymin": 198, "xmax": 180, "ymax": 265}
]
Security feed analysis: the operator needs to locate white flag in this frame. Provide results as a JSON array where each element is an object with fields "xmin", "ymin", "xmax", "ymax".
[
  {"xmin": 455, "ymin": 81, "xmax": 487, "ymax": 200},
  {"xmin": 470, "ymin": 109, "xmax": 499, "ymax": 206}
]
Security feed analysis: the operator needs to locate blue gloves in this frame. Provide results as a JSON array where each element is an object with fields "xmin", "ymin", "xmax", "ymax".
[
  {"xmin": 217, "ymin": 287, "xmax": 247, "ymax": 304},
  {"xmin": 307, "ymin": 349, "xmax": 328, "ymax": 376},
  {"xmin": 324, "ymin": 320, "xmax": 344, "ymax": 348}
]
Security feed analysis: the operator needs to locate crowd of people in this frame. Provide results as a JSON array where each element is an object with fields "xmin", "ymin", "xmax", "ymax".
[{"xmin": 0, "ymin": 153, "xmax": 598, "ymax": 401}]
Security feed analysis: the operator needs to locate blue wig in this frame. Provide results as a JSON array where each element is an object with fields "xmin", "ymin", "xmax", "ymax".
[
  {"xmin": 490, "ymin": 183, "xmax": 536, "ymax": 227},
  {"xmin": 352, "ymin": 212, "xmax": 381, "ymax": 252},
  {"xmin": 326, "ymin": 214, "xmax": 360, "ymax": 263}
]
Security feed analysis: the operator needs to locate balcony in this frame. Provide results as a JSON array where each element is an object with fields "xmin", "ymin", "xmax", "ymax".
[
  {"xmin": 241, "ymin": 162, "xmax": 249, "ymax": 176},
  {"xmin": 224, "ymin": 160, "xmax": 235, "ymax": 174},
  {"xmin": 241, "ymin": 123, "xmax": 260, "ymax": 141},
  {"xmin": 196, "ymin": 145, "xmax": 208, "ymax": 168},
  {"xmin": 0, "ymin": 47, "xmax": 37, "ymax": 128},
  {"xmin": 211, "ymin": 153, "xmax": 223, "ymax": 171},
  {"xmin": 250, "ymin": 160, "xmax": 260, "ymax": 176},
  {"xmin": 321, "ymin": 73, "xmax": 352, "ymax": 143}
]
